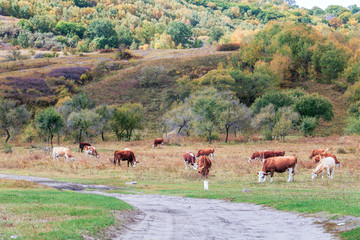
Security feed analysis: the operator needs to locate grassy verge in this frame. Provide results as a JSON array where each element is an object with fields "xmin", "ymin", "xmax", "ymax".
[{"xmin": 0, "ymin": 180, "xmax": 133, "ymax": 240}]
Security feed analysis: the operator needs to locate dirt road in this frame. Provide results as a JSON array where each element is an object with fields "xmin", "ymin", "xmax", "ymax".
[{"xmin": 0, "ymin": 174, "xmax": 335, "ymax": 240}]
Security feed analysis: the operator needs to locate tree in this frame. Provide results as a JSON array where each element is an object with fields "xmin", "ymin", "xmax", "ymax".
[
  {"xmin": 55, "ymin": 21, "xmax": 86, "ymax": 38},
  {"xmin": 163, "ymin": 101, "xmax": 192, "ymax": 136},
  {"xmin": 300, "ymin": 117, "xmax": 318, "ymax": 137},
  {"xmin": 294, "ymin": 93, "xmax": 333, "ymax": 121},
  {"xmin": 252, "ymin": 104, "xmax": 276, "ymax": 140},
  {"xmin": 220, "ymin": 100, "xmax": 252, "ymax": 143},
  {"xmin": 36, "ymin": 108, "xmax": 63, "ymax": 147},
  {"xmin": 272, "ymin": 107, "xmax": 299, "ymax": 141},
  {"xmin": 87, "ymin": 19, "xmax": 118, "ymax": 48},
  {"xmin": 230, "ymin": 70, "xmax": 276, "ymax": 107},
  {"xmin": 135, "ymin": 22, "xmax": 156, "ymax": 45},
  {"xmin": 251, "ymin": 91, "xmax": 294, "ymax": 114},
  {"xmin": 0, "ymin": 99, "xmax": 30, "ymax": 143},
  {"xmin": 209, "ymin": 26, "xmax": 224, "ymax": 42},
  {"xmin": 190, "ymin": 88, "xmax": 229, "ymax": 143},
  {"xmin": 95, "ymin": 105, "xmax": 112, "ymax": 141},
  {"xmin": 166, "ymin": 21, "xmax": 192, "ymax": 46},
  {"xmin": 67, "ymin": 109, "xmax": 99, "ymax": 143},
  {"xmin": 72, "ymin": 92, "xmax": 96, "ymax": 111}
]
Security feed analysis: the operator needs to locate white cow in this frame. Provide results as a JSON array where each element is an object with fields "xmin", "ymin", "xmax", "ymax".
[
  {"xmin": 312, "ymin": 157, "xmax": 335, "ymax": 179},
  {"xmin": 52, "ymin": 147, "xmax": 74, "ymax": 162}
]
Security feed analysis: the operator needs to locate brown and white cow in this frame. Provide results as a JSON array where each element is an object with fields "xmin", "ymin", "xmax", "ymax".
[
  {"xmin": 52, "ymin": 147, "xmax": 74, "ymax": 162},
  {"xmin": 196, "ymin": 148, "xmax": 215, "ymax": 160},
  {"xmin": 312, "ymin": 157, "xmax": 335, "ymax": 179},
  {"xmin": 258, "ymin": 156, "xmax": 297, "ymax": 183},
  {"xmin": 114, "ymin": 150, "xmax": 138, "ymax": 167},
  {"xmin": 152, "ymin": 138, "xmax": 164, "ymax": 149},
  {"xmin": 313, "ymin": 153, "xmax": 340, "ymax": 166},
  {"xmin": 79, "ymin": 142, "xmax": 91, "ymax": 152},
  {"xmin": 309, "ymin": 148, "xmax": 328, "ymax": 159},
  {"xmin": 198, "ymin": 156, "xmax": 212, "ymax": 178},
  {"xmin": 84, "ymin": 145, "xmax": 99, "ymax": 158},
  {"xmin": 248, "ymin": 150, "xmax": 285, "ymax": 162},
  {"xmin": 183, "ymin": 152, "xmax": 197, "ymax": 170}
]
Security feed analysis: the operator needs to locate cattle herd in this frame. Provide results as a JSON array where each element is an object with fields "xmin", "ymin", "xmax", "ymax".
[{"xmin": 51, "ymin": 138, "xmax": 340, "ymax": 181}]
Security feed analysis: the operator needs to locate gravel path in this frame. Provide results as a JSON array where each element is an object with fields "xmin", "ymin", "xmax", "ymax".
[{"xmin": 0, "ymin": 174, "xmax": 335, "ymax": 240}]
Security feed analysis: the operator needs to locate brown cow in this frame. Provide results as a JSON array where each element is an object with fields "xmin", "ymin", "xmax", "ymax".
[
  {"xmin": 309, "ymin": 148, "xmax": 328, "ymax": 159},
  {"xmin": 248, "ymin": 150, "xmax": 285, "ymax": 162},
  {"xmin": 198, "ymin": 156, "xmax": 212, "ymax": 178},
  {"xmin": 183, "ymin": 152, "xmax": 197, "ymax": 170},
  {"xmin": 79, "ymin": 142, "xmax": 91, "ymax": 152},
  {"xmin": 114, "ymin": 150, "xmax": 138, "ymax": 167},
  {"xmin": 84, "ymin": 145, "xmax": 99, "ymax": 158},
  {"xmin": 152, "ymin": 138, "xmax": 164, "ymax": 149},
  {"xmin": 196, "ymin": 148, "xmax": 215, "ymax": 160},
  {"xmin": 258, "ymin": 156, "xmax": 297, "ymax": 182},
  {"xmin": 313, "ymin": 153, "xmax": 340, "ymax": 166}
]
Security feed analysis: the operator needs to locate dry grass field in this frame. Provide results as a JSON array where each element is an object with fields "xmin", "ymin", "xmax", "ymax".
[{"xmin": 0, "ymin": 136, "xmax": 360, "ymax": 238}]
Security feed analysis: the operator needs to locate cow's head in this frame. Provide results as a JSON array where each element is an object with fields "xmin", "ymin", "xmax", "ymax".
[
  {"xmin": 133, "ymin": 158, "xmax": 139, "ymax": 167},
  {"xmin": 336, "ymin": 163, "xmax": 341, "ymax": 167},
  {"xmin": 193, "ymin": 162, "xmax": 198, "ymax": 170},
  {"xmin": 257, "ymin": 171, "xmax": 268, "ymax": 182},
  {"xmin": 248, "ymin": 157, "xmax": 253, "ymax": 163}
]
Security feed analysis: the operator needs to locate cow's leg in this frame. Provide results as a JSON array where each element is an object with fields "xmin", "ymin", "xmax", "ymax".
[
  {"xmin": 184, "ymin": 160, "xmax": 189, "ymax": 169},
  {"xmin": 287, "ymin": 167, "xmax": 294, "ymax": 182},
  {"xmin": 270, "ymin": 172, "xmax": 274, "ymax": 182},
  {"xmin": 330, "ymin": 168, "xmax": 334, "ymax": 179},
  {"xmin": 327, "ymin": 167, "xmax": 330, "ymax": 178}
]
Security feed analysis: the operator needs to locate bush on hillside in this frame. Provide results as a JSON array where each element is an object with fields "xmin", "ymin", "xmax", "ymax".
[
  {"xmin": 47, "ymin": 67, "xmax": 91, "ymax": 81},
  {"xmin": 216, "ymin": 43, "xmax": 240, "ymax": 51}
]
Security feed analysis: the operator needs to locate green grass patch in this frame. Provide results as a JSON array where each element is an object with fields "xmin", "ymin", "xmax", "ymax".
[
  {"xmin": 340, "ymin": 227, "xmax": 360, "ymax": 240},
  {"xmin": 0, "ymin": 188, "xmax": 133, "ymax": 240}
]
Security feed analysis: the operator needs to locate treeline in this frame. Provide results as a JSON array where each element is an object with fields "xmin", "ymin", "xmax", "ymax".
[
  {"xmin": 0, "ymin": 93, "xmax": 144, "ymax": 147},
  {"xmin": 1, "ymin": 0, "xmax": 360, "ymax": 51}
]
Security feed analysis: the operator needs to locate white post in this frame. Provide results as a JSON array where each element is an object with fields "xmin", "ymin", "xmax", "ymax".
[{"xmin": 204, "ymin": 180, "xmax": 209, "ymax": 190}]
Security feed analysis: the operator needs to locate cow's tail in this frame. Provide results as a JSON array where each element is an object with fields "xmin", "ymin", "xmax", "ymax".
[
  {"xmin": 113, "ymin": 152, "xmax": 116, "ymax": 165},
  {"xmin": 324, "ymin": 148, "xmax": 329, "ymax": 153},
  {"xmin": 293, "ymin": 157, "xmax": 298, "ymax": 175}
]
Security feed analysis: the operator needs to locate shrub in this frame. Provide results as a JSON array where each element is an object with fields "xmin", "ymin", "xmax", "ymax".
[
  {"xmin": 216, "ymin": 43, "xmax": 240, "ymax": 51},
  {"xmin": 115, "ymin": 49, "xmax": 136, "ymax": 60},
  {"xmin": 300, "ymin": 117, "xmax": 318, "ymax": 137},
  {"xmin": 337, "ymin": 147, "xmax": 346, "ymax": 154},
  {"xmin": 47, "ymin": 67, "xmax": 91, "ymax": 81},
  {"xmin": 99, "ymin": 49, "xmax": 114, "ymax": 53}
]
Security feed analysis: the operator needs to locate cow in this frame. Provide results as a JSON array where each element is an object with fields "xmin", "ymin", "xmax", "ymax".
[
  {"xmin": 114, "ymin": 150, "xmax": 138, "ymax": 167},
  {"xmin": 248, "ymin": 150, "xmax": 285, "ymax": 162},
  {"xmin": 309, "ymin": 148, "xmax": 328, "ymax": 159},
  {"xmin": 52, "ymin": 147, "xmax": 74, "ymax": 162},
  {"xmin": 312, "ymin": 157, "xmax": 335, "ymax": 179},
  {"xmin": 313, "ymin": 153, "xmax": 340, "ymax": 166},
  {"xmin": 183, "ymin": 152, "xmax": 197, "ymax": 170},
  {"xmin": 84, "ymin": 145, "xmax": 99, "ymax": 158},
  {"xmin": 198, "ymin": 156, "xmax": 212, "ymax": 178},
  {"xmin": 152, "ymin": 138, "xmax": 164, "ymax": 149},
  {"xmin": 258, "ymin": 156, "xmax": 297, "ymax": 183},
  {"xmin": 79, "ymin": 142, "xmax": 91, "ymax": 152},
  {"xmin": 196, "ymin": 148, "xmax": 215, "ymax": 160}
]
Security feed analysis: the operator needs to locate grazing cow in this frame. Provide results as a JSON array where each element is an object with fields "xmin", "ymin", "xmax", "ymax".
[
  {"xmin": 248, "ymin": 150, "xmax": 285, "ymax": 162},
  {"xmin": 84, "ymin": 145, "xmax": 99, "ymax": 158},
  {"xmin": 258, "ymin": 156, "xmax": 297, "ymax": 183},
  {"xmin": 183, "ymin": 152, "xmax": 197, "ymax": 170},
  {"xmin": 198, "ymin": 156, "xmax": 212, "ymax": 178},
  {"xmin": 312, "ymin": 157, "xmax": 335, "ymax": 179},
  {"xmin": 79, "ymin": 142, "xmax": 91, "ymax": 152},
  {"xmin": 196, "ymin": 148, "xmax": 215, "ymax": 160},
  {"xmin": 114, "ymin": 150, "xmax": 138, "ymax": 167},
  {"xmin": 152, "ymin": 138, "xmax": 164, "ymax": 149},
  {"xmin": 309, "ymin": 148, "xmax": 328, "ymax": 159},
  {"xmin": 52, "ymin": 147, "xmax": 74, "ymax": 162},
  {"xmin": 313, "ymin": 153, "xmax": 340, "ymax": 166}
]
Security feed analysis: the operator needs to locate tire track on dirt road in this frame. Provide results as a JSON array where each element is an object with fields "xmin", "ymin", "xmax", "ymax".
[{"xmin": 0, "ymin": 174, "xmax": 335, "ymax": 240}]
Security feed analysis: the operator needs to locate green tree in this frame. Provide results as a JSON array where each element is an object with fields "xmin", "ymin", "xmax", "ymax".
[
  {"xmin": 191, "ymin": 88, "xmax": 228, "ymax": 143},
  {"xmin": 209, "ymin": 26, "xmax": 224, "ymax": 42},
  {"xmin": 135, "ymin": 22, "xmax": 156, "ymax": 45},
  {"xmin": 163, "ymin": 101, "xmax": 192, "ymax": 136},
  {"xmin": 0, "ymin": 99, "xmax": 30, "ymax": 143},
  {"xmin": 166, "ymin": 21, "xmax": 192, "ymax": 46},
  {"xmin": 272, "ymin": 107, "xmax": 299, "ymax": 141},
  {"xmin": 294, "ymin": 93, "xmax": 333, "ymax": 121},
  {"xmin": 67, "ymin": 109, "xmax": 100, "ymax": 143},
  {"xmin": 95, "ymin": 105, "xmax": 112, "ymax": 141},
  {"xmin": 29, "ymin": 15, "xmax": 55, "ymax": 33},
  {"xmin": 220, "ymin": 100, "xmax": 252, "ymax": 143},
  {"xmin": 300, "ymin": 116, "xmax": 318, "ymax": 137},
  {"xmin": 55, "ymin": 21, "xmax": 86, "ymax": 38},
  {"xmin": 17, "ymin": 31, "xmax": 29, "ymax": 48},
  {"xmin": 35, "ymin": 107, "xmax": 64, "ymax": 147},
  {"xmin": 251, "ymin": 91, "xmax": 294, "ymax": 114},
  {"xmin": 72, "ymin": 92, "xmax": 96, "ymax": 111},
  {"xmin": 87, "ymin": 19, "xmax": 118, "ymax": 48}
]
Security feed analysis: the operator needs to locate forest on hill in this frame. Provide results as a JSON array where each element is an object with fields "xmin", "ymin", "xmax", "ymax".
[{"xmin": 0, "ymin": 0, "xmax": 360, "ymax": 145}]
